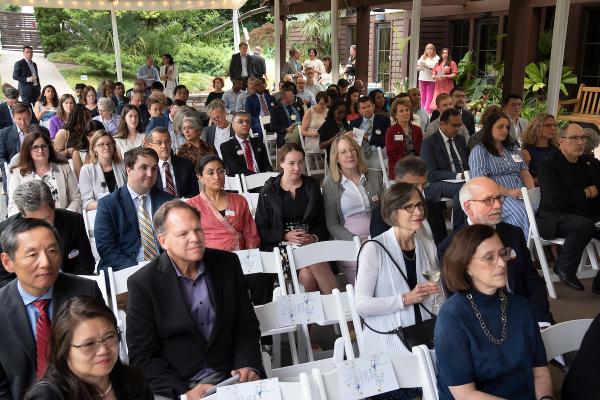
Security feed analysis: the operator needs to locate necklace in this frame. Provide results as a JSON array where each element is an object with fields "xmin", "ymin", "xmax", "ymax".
[
  {"xmin": 466, "ymin": 290, "xmax": 508, "ymax": 345},
  {"xmin": 99, "ymin": 383, "xmax": 112, "ymax": 398},
  {"xmin": 402, "ymin": 249, "xmax": 416, "ymax": 261}
]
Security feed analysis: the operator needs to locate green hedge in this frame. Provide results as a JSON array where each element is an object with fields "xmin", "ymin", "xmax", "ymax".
[
  {"xmin": 48, "ymin": 48, "xmax": 142, "ymax": 79},
  {"xmin": 175, "ymin": 43, "xmax": 230, "ymax": 77}
]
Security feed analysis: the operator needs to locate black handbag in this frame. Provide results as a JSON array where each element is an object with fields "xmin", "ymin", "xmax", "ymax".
[{"xmin": 357, "ymin": 239, "xmax": 437, "ymax": 349}]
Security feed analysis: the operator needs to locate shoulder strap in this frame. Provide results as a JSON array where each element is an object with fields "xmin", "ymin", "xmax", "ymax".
[{"xmin": 358, "ymin": 239, "xmax": 436, "ymax": 318}]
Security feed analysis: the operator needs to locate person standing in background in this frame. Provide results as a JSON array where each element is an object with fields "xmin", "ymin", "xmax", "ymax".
[
  {"xmin": 416, "ymin": 43, "xmax": 439, "ymax": 114},
  {"xmin": 13, "ymin": 46, "xmax": 40, "ymax": 106}
]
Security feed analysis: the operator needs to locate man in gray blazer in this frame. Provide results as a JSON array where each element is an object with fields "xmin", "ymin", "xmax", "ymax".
[
  {"xmin": 0, "ymin": 218, "xmax": 102, "ymax": 399},
  {"xmin": 281, "ymin": 48, "xmax": 303, "ymax": 81},
  {"xmin": 202, "ymin": 101, "xmax": 235, "ymax": 159}
]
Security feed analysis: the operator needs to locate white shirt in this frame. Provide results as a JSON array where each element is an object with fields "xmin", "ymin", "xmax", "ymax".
[
  {"xmin": 339, "ymin": 174, "xmax": 371, "ymax": 218},
  {"xmin": 240, "ymin": 55, "xmax": 248, "ymax": 78},
  {"xmin": 235, "ymin": 135, "xmax": 259, "ymax": 172},
  {"xmin": 214, "ymin": 125, "xmax": 232, "ymax": 158},
  {"xmin": 439, "ymin": 129, "xmax": 464, "ymax": 178},
  {"xmin": 158, "ymin": 157, "xmax": 178, "ymax": 195}
]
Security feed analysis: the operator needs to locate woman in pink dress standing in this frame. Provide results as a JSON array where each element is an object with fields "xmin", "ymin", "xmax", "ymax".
[{"xmin": 430, "ymin": 48, "xmax": 458, "ymax": 111}]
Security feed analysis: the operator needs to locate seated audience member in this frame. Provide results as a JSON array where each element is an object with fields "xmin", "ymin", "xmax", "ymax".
[
  {"xmin": 125, "ymin": 90, "xmax": 150, "ymax": 130},
  {"xmin": 370, "ymin": 156, "xmax": 447, "ymax": 244},
  {"xmin": 220, "ymin": 112, "xmax": 272, "ymax": 176},
  {"xmin": 79, "ymin": 130, "xmax": 127, "ymax": 211},
  {"xmin": 0, "ymin": 101, "xmax": 35, "ymax": 170},
  {"xmin": 350, "ymin": 95, "xmax": 390, "ymax": 170},
  {"xmin": 318, "ymin": 100, "xmax": 350, "ymax": 157},
  {"xmin": 436, "ymin": 224, "xmax": 552, "ymax": 400},
  {"xmin": 584, "ymin": 127, "xmax": 600, "ymax": 157},
  {"xmin": 82, "ymin": 86, "xmax": 99, "ymax": 118},
  {"xmin": 322, "ymin": 135, "xmax": 385, "ymax": 284},
  {"xmin": 245, "ymin": 77, "xmax": 275, "ymax": 139},
  {"xmin": 356, "ymin": 182, "xmax": 439, "ymax": 400},
  {"xmin": 25, "ymin": 296, "xmax": 153, "ymax": 400},
  {"xmin": 325, "ymin": 86, "xmax": 340, "ymax": 105},
  {"xmin": 503, "ymin": 93, "xmax": 528, "ymax": 143},
  {"xmin": 305, "ymin": 67, "xmax": 324, "ymax": 97},
  {"xmin": 145, "ymin": 127, "xmax": 199, "ymax": 198},
  {"xmin": 173, "ymin": 84, "xmax": 190, "ymax": 103},
  {"xmin": 177, "ymin": 115, "xmax": 216, "ymax": 165},
  {"xmin": 255, "ymin": 143, "xmax": 339, "ymax": 294},
  {"xmin": 385, "ymin": 97, "xmax": 423, "ymax": 179},
  {"xmin": 48, "ymin": 94, "xmax": 75, "ymax": 139},
  {"xmin": 438, "ymin": 177, "xmax": 553, "ymax": 324},
  {"xmin": 9, "ymin": 127, "xmax": 81, "ymax": 216},
  {"xmin": 425, "ymin": 93, "xmax": 469, "ymax": 142},
  {"xmin": 450, "ymin": 87, "xmax": 475, "ymax": 136},
  {"xmin": 33, "ymin": 85, "xmax": 58, "ymax": 128},
  {"xmin": 236, "ymin": 76, "xmax": 256, "ymax": 113},
  {"xmin": 74, "ymin": 83, "xmax": 85, "ymax": 103},
  {"xmin": 0, "ymin": 180, "xmax": 95, "ymax": 287},
  {"xmin": 202, "ymin": 101, "xmax": 235, "ymax": 159},
  {"xmin": 407, "ymin": 88, "xmax": 429, "ymax": 133},
  {"xmin": 223, "ymin": 78, "xmax": 243, "ymax": 113},
  {"xmin": 421, "ymin": 108, "xmax": 468, "ymax": 229},
  {"xmin": 205, "ymin": 77, "xmax": 225, "ymax": 105},
  {"xmin": 98, "ymin": 79, "xmax": 115, "ymax": 102},
  {"xmin": 369, "ymin": 89, "xmax": 389, "ymax": 117},
  {"xmin": 0, "ymin": 218, "xmax": 102, "ymax": 399},
  {"xmin": 151, "ymin": 81, "xmax": 173, "ymax": 106},
  {"xmin": 0, "ymin": 86, "xmax": 22, "ymax": 129},
  {"xmin": 338, "ymin": 79, "xmax": 351, "ymax": 96},
  {"xmin": 92, "ymin": 97, "xmax": 121, "ymax": 135},
  {"xmin": 114, "ymin": 104, "xmax": 145, "ymax": 158},
  {"xmin": 94, "ymin": 147, "xmax": 175, "ymax": 271},
  {"xmin": 126, "ymin": 79, "xmax": 148, "ymax": 100},
  {"xmin": 521, "ymin": 113, "xmax": 559, "ymax": 185},
  {"xmin": 145, "ymin": 96, "xmax": 173, "ymax": 131},
  {"xmin": 112, "ymin": 81, "xmax": 128, "ymax": 108},
  {"xmin": 54, "ymin": 103, "xmax": 92, "ymax": 159},
  {"xmin": 345, "ymin": 86, "xmax": 361, "ymax": 122},
  {"xmin": 127, "ymin": 200, "xmax": 263, "ymax": 399},
  {"xmin": 562, "ymin": 313, "xmax": 600, "ymax": 399},
  {"xmin": 469, "ymin": 112, "xmax": 534, "ymax": 238},
  {"xmin": 467, "ymin": 104, "xmax": 503, "ymax": 151},
  {"xmin": 71, "ymin": 120, "xmax": 104, "ymax": 179},
  {"xmin": 169, "ymin": 103, "xmax": 196, "ymax": 153},
  {"xmin": 300, "ymin": 91, "xmax": 328, "ymax": 153},
  {"xmin": 270, "ymin": 84, "xmax": 305, "ymax": 147},
  {"xmin": 538, "ymin": 123, "xmax": 600, "ymax": 292},
  {"xmin": 295, "ymin": 76, "xmax": 317, "ymax": 107},
  {"xmin": 145, "ymin": 101, "xmax": 185, "ymax": 152},
  {"xmin": 146, "ymin": 94, "xmax": 165, "ymax": 120}
]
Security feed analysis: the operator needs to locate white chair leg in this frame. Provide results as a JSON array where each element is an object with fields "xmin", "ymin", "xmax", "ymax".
[
  {"xmin": 587, "ymin": 243, "xmax": 599, "ymax": 270},
  {"xmin": 288, "ymin": 331, "xmax": 299, "ymax": 365},
  {"xmin": 534, "ymin": 239, "xmax": 557, "ymax": 299},
  {"xmin": 272, "ymin": 333, "xmax": 281, "ymax": 369}
]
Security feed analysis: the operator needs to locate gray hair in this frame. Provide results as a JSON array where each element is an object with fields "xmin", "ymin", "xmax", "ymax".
[
  {"xmin": 97, "ymin": 97, "xmax": 115, "ymax": 112},
  {"xmin": 459, "ymin": 181, "xmax": 476, "ymax": 212},
  {"xmin": 583, "ymin": 128, "xmax": 600, "ymax": 153},
  {"xmin": 1, "ymin": 218, "xmax": 60, "ymax": 260},
  {"xmin": 153, "ymin": 199, "xmax": 201, "ymax": 236},
  {"xmin": 232, "ymin": 111, "xmax": 251, "ymax": 123},
  {"xmin": 145, "ymin": 126, "xmax": 169, "ymax": 142},
  {"xmin": 13, "ymin": 180, "xmax": 55, "ymax": 216},
  {"xmin": 394, "ymin": 156, "xmax": 427, "ymax": 181},
  {"xmin": 173, "ymin": 105, "xmax": 203, "ymax": 135},
  {"xmin": 207, "ymin": 100, "xmax": 226, "ymax": 114},
  {"xmin": 182, "ymin": 116, "xmax": 203, "ymax": 134}
]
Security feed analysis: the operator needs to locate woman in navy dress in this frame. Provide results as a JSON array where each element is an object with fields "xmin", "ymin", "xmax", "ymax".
[
  {"xmin": 469, "ymin": 112, "xmax": 534, "ymax": 238},
  {"xmin": 521, "ymin": 113, "xmax": 558, "ymax": 186},
  {"xmin": 435, "ymin": 224, "xmax": 552, "ymax": 400}
]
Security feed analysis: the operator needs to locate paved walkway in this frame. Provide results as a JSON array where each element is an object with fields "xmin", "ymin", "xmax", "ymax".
[{"xmin": 0, "ymin": 49, "xmax": 73, "ymax": 96}]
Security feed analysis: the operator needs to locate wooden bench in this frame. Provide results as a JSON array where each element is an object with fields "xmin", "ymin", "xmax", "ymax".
[{"xmin": 558, "ymin": 84, "xmax": 600, "ymax": 129}]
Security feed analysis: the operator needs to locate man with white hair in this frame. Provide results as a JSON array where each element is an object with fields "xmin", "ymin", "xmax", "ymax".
[{"xmin": 438, "ymin": 176, "xmax": 553, "ymax": 325}]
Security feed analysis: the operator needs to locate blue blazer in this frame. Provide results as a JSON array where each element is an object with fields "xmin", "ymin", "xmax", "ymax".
[
  {"xmin": 0, "ymin": 125, "xmax": 22, "ymax": 167},
  {"xmin": 12, "ymin": 58, "xmax": 40, "ymax": 104},
  {"xmin": 421, "ymin": 132, "xmax": 469, "ymax": 201},
  {"xmin": 350, "ymin": 115, "xmax": 390, "ymax": 148},
  {"xmin": 145, "ymin": 111, "xmax": 170, "ymax": 133},
  {"xmin": 94, "ymin": 185, "xmax": 175, "ymax": 271},
  {"xmin": 245, "ymin": 92, "xmax": 275, "ymax": 139}
]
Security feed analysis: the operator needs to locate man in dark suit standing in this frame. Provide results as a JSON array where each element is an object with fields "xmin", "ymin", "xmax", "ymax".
[
  {"xmin": 0, "ymin": 102, "xmax": 34, "ymax": 169},
  {"xmin": 270, "ymin": 85, "xmax": 304, "ymax": 148},
  {"xmin": 252, "ymin": 46, "xmax": 267, "ymax": 81},
  {"xmin": 450, "ymin": 87, "xmax": 475, "ymax": 136},
  {"xmin": 202, "ymin": 101, "xmax": 235, "ymax": 158},
  {"xmin": 245, "ymin": 78, "xmax": 275, "ymax": 140},
  {"xmin": 94, "ymin": 147, "xmax": 175, "ymax": 271},
  {"xmin": 350, "ymin": 96, "xmax": 390, "ymax": 170},
  {"xmin": 421, "ymin": 108, "xmax": 469, "ymax": 229},
  {"xmin": 228, "ymin": 42, "xmax": 255, "ymax": 90},
  {"xmin": 127, "ymin": 200, "xmax": 263, "ymax": 399},
  {"xmin": 12, "ymin": 46, "xmax": 40, "ymax": 106},
  {"xmin": 0, "ymin": 180, "xmax": 95, "ymax": 288},
  {"xmin": 146, "ymin": 127, "xmax": 199, "ymax": 198},
  {"xmin": 0, "ymin": 218, "xmax": 102, "ymax": 399},
  {"xmin": 438, "ymin": 177, "xmax": 554, "ymax": 325},
  {"xmin": 221, "ymin": 112, "xmax": 272, "ymax": 177}
]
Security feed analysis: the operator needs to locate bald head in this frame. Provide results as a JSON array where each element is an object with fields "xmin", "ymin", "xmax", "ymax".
[{"xmin": 459, "ymin": 177, "xmax": 503, "ymax": 225}]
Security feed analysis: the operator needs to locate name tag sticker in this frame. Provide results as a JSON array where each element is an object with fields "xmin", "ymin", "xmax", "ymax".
[
  {"xmin": 237, "ymin": 149, "xmax": 244, "ymax": 156},
  {"xmin": 225, "ymin": 209, "xmax": 236, "ymax": 217},
  {"xmin": 394, "ymin": 134, "xmax": 403, "ymax": 141},
  {"xmin": 511, "ymin": 154, "xmax": 523, "ymax": 163},
  {"xmin": 372, "ymin": 195, "xmax": 379, "ymax": 202},
  {"xmin": 68, "ymin": 249, "xmax": 80, "ymax": 259},
  {"xmin": 375, "ymin": 129, "xmax": 382, "ymax": 135}
]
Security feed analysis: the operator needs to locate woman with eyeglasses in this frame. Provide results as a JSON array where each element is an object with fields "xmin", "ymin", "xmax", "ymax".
[
  {"xmin": 355, "ymin": 182, "xmax": 439, "ymax": 400},
  {"xmin": 92, "ymin": 97, "xmax": 121, "ymax": 135},
  {"xmin": 521, "ymin": 113, "xmax": 559, "ymax": 186},
  {"xmin": 114, "ymin": 104, "xmax": 145, "ymax": 158},
  {"xmin": 25, "ymin": 296, "xmax": 153, "ymax": 400},
  {"xmin": 322, "ymin": 135, "xmax": 385, "ymax": 285},
  {"xmin": 54, "ymin": 104, "xmax": 91, "ymax": 158},
  {"xmin": 176, "ymin": 115, "xmax": 216, "ymax": 165},
  {"xmin": 386, "ymin": 97, "xmax": 423, "ymax": 180},
  {"xmin": 79, "ymin": 130, "xmax": 127, "ymax": 211},
  {"xmin": 9, "ymin": 126, "xmax": 81, "ymax": 216},
  {"xmin": 469, "ymin": 112, "xmax": 534, "ymax": 238},
  {"xmin": 436, "ymin": 224, "xmax": 552, "ymax": 400}
]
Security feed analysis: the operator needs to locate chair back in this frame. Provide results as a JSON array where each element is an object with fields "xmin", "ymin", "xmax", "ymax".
[
  {"xmin": 541, "ymin": 318, "xmax": 593, "ymax": 361},
  {"xmin": 224, "ymin": 174, "xmax": 242, "ymax": 193},
  {"xmin": 377, "ymin": 147, "xmax": 391, "ymax": 188},
  {"xmin": 80, "ymin": 270, "xmax": 109, "ymax": 306},
  {"xmin": 241, "ymin": 192, "xmax": 260, "ymax": 217},
  {"xmin": 107, "ymin": 263, "xmax": 148, "ymax": 319},
  {"xmin": 83, "ymin": 209, "xmax": 97, "ymax": 239},
  {"xmin": 3, "ymin": 162, "xmax": 9, "ymax": 187},
  {"xmin": 241, "ymin": 172, "xmax": 279, "ymax": 192},
  {"xmin": 521, "ymin": 187, "xmax": 541, "ymax": 243}
]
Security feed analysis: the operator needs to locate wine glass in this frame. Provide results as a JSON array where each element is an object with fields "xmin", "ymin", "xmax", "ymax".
[{"xmin": 422, "ymin": 264, "xmax": 445, "ymax": 314}]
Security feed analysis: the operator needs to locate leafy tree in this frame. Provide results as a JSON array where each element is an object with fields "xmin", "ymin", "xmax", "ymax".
[
  {"xmin": 288, "ymin": 12, "xmax": 332, "ymax": 56},
  {"xmin": 33, "ymin": 8, "xmax": 70, "ymax": 54}
]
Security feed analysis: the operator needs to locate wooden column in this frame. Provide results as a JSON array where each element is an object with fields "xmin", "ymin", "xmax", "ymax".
[
  {"xmin": 356, "ymin": 5, "xmax": 370, "ymax": 87},
  {"xmin": 502, "ymin": 0, "xmax": 534, "ymax": 97}
]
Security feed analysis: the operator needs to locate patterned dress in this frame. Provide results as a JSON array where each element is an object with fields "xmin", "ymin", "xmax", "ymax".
[{"xmin": 176, "ymin": 140, "xmax": 216, "ymax": 166}]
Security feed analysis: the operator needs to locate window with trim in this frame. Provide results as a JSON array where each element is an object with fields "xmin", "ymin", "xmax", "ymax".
[
  {"xmin": 376, "ymin": 23, "xmax": 392, "ymax": 90},
  {"xmin": 450, "ymin": 20, "xmax": 470, "ymax": 64},
  {"xmin": 580, "ymin": 8, "xmax": 600, "ymax": 87},
  {"xmin": 476, "ymin": 18, "xmax": 498, "ymax": 76}
]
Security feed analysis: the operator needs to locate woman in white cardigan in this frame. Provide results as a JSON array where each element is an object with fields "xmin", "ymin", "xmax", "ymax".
[
  {"xmin": 79, "ymin": 130, "xmax": 127, "ymax": 211},
  {"xmin": 8, "ymin": 126, "xmax": 81, "ymax": 216}
]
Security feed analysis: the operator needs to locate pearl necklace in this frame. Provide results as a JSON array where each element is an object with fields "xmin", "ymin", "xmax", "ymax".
[{"xmin": 99, "ymin": 383, "xmax": 112, "ymax": 398}]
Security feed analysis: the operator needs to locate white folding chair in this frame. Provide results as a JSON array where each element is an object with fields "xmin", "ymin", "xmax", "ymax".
[
  {"xmin": 464, "ymin": 170, "xmax": 471, "ymax": 181},
  {"xmin": 240, "ymin": 192, "xmax": 260, "ymax": 217},
  {"xmin": 3, "ymin": 162, "xmax": 9, "ymax": 187},
  {"xmin": 377, "ymin": 147, "xmax": 392, "ymax": 188},
  {"xmin": 241, "ymin": 172, "xmax": 279, "ymax": 193},
  {"xmin": 299, "ymin": 132, "xmax": 325, "ymax": 177},
  {"xmin": 80, "ymin": 270, "xmax": 109, "ymax": 306},
  {"xmin": 107, "ymin": 262, "xmax": 148, "ymax": 362},
  {"xmin": 224, "ymin": 174, "xmax": 242, "ymax": 193},
  {"xmin": 541, "ymin": 318, "xmax": 593, "ymax": 361},
  {"xmin": 82, "ymin": 209, "xmax": 100, "ymax": 264},
  {"xmin": 260, "ymin": 115, "xmax": 278, "ymax": 165},
  {"xmin": 201, "ymin": 373, "xmax": 313, "ymax": 400},
  {"xmin": 522, "ymin": 187, "xmax": 598, "ymax": 299}
]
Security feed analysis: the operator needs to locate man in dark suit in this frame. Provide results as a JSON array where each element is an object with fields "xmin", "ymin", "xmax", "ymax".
[
  {"xmin": 252, "ymin": 46, "xmax": 267, "ymax": 81},
  {"xmin": 538, "ymin": 123, "xmax": 600, "ymax": 292},
  {"xmin": 0, "ymin": 101, "xmax": 34, "ymax": 170},
  {"xmin": 228, "ymin": 42, "xmax": 256, "ymax": 89},
  {"xmin": 127, "ymin": 200, "xmax": 263, "ymax": 399},
  {"xmin": 421, "ymin": 108, "xmax": 469, "ymax": 229},
  {"xmin": 146, "ymin": 127, "xmax": 199, "ymax": 198},
  {"xmin": 245, "ymin": 78, "xmax": 275, "ymax": 140},
  {"xmin": 94, "ymin": 147, "xmax": 175, "ymax": 271},
  {"xmin": 221, "ymin": 112, "xmax": 272, "ymax": 177},
  {"xmin": 270, "ymin": 85, "xmax": 305, "ymax": 148},
  {"xmin": 202, "ymin": 100, "xmax": 235, "ymax": 158},
  {"xmin": 0, "ymin": 180, "xmax": 95, "ymax": 288},
  {"xmin": 0, "ymin": 218, "xmax": 102, "ymax": 399},
  {"xmin": 12, "ymin": 46, "xmax": 40, "ymax": 106},
  {"xmin": 0, "ymin": 86, "xmax": 38, "ymax": 130},
  {"xmin": 438, "ymin": 176, "xmax": 554, "ymax": 325},
  {"xmin": 350, "ymin": 96, "xmax": 390, "ymax": 170},
  {"xmin": 450, "ymin": 87, "xmax": 475, "ymax": 136}
]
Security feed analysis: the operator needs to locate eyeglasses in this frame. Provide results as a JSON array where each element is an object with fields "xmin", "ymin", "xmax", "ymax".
[
  {"xmin": 71, "ymin": 331, "xmax": 120, "ymax": 356},
  {"xmin": 149, "ymin": 139, "xmax": 171, "ymax": 147},
  {"xmin": 563, "ymin": 135, "xmax": 585, "ymax": 143},
  {"xmin": 96, "ymin": 142, "xmax": 113, "ymax": 149},
  {"xmin": 338, "ymin": 147, "xmax": 358, "ymax": 156},
  {"xmin": 467, "ymin": 195, "xmax": 504, "ymax": 207},
  {"xmin": 31, "ymin": 144, "xmax": 49, "ymax": 152},
  {"xmin": 449, "ymin": 123, "xmax": 463, "ymax": 128},
  {"xmin": 204, "ymin": 168, "xmax": 226, "ymax": 176},
  {"xmin": 401, "ymin": 201, "xmax": 425, "ymax": 213},
  {"xmin": 235, "ymin": 119, "xmax": 251, "ymax": 125},
  {"xmin": 542, "ymin": 123, "xmax": 558, "ymax": 129},
  {"xmin": 472, "ymin": 247, "xmax": 515, "ymax": 266}
]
